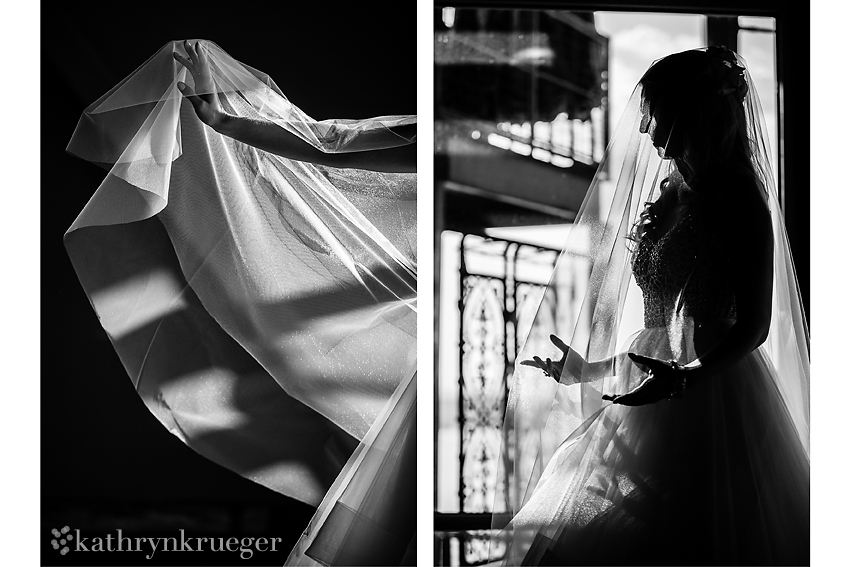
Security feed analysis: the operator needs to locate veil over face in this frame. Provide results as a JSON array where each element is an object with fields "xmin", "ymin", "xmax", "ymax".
[{"xmin": 490, "ymin": 46, "xmax": 809, "ymax": 564}]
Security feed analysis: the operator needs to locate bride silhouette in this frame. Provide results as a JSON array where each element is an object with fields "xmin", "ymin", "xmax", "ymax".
[
  {"xmin": 496, "ymin": 46, "xmax": 809, "ymax": 565},
  {"xmin": 64, "ymin": 39, "xmax": 416, "ymax": 565}
]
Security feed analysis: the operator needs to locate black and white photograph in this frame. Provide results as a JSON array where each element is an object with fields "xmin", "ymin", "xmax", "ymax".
[
  {"xmin": 433, "ymin": 3, "xmax": 812, "ymax": 565},
  {"xmin": 3, "ymin": 1, "xmax": 847, "ymax": 566},
  {"xmin": 40, "ymin": 2, "xmax": 416, "ymax": 565}
]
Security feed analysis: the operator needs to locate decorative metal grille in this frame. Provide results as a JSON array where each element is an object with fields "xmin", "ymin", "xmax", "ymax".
[
  {"xmin": 435, "ymin": 232, "xmax": 587, "ymax": 565},
  {"xmin": 459, "ymin": 274, "xmax": 507, "ymax": 513},
  {"xmin": 434, "ymin": 529, "xmax": 507, "ymax": 567},
  {"xmin": 456, "ymin": 234, "xmax": 562, "ymax": 515}
]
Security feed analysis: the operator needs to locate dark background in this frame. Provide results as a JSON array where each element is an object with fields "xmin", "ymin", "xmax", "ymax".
[{"xmin": 41, "ymin": 3, "xmax": 415, "ymax": 565}]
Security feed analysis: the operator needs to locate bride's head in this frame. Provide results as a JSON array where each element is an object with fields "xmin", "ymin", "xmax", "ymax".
[{"xmin": 638, "ymin": 47, "xmax": 751, "ymax": 182}]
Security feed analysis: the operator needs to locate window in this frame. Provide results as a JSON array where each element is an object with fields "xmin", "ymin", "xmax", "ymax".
[{"xmin": 434, "ymin": 7, "xmax": 781, "ymax": 566}]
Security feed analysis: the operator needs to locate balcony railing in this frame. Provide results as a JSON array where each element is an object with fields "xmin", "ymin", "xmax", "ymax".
[{"xmin": 436, "ymin": 232, "xmax": 590, "ymax": 565}]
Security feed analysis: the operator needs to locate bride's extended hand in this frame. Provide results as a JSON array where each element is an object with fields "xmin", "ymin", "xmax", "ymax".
[
  {"xmin": 519, "ymin": 334, "xmax": 582, "ymax": 384},
  {"xmin": 173, "ymin": 40, "xmax": 226, "ymax": 129},
  {"xmin": 602, "ymin": 353, "xmax": 686, "ymax": 406}
]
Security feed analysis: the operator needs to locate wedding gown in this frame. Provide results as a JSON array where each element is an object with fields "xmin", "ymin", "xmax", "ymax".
[
  {"xmin": 491, "ymin": 47, "xmax": 809, "ymax": 566},
  {"xmin": 504, "ymin": 180, "xmax": 809, "ymax": 566},
  {"xmin": 64, "ymin": 40, "xmax": 416, "ymax": 564}
]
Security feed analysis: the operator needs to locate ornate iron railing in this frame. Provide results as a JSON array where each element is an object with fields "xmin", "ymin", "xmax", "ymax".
[
  {"xmin": 436, "ymin": 232, "xmax": 588, "ymax": 565},
  {"xmin": 456, "ymin": 235, "xmax": 561, "ymax": 514}
]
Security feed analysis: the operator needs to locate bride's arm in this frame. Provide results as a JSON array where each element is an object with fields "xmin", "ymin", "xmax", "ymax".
[
  {"xmin": 212, "ymin": 115, "xmax": 416, "ymax": 173},
  {"xmin": 615, "ymin": 187, "xmax": 773, "ymax": 405},
  {"xmin": 678, "ymin": 190, "xmax": 774, "ymax": 385},
  {"xmin": 174, "ymin": 41, "xmax": 415, "ymax": 173},
  {"xmin": 521, "ymin": 334, "xmax": 625, "ymax": 384}
]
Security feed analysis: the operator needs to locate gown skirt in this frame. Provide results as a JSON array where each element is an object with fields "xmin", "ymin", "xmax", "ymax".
[{"xmin": 503, "ymin": 326, "xmax": 810, "ymax": 566}]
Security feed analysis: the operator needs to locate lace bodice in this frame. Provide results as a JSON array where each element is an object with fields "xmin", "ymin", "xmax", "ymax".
[{"xmin": 632, "ymin": 205, "xmax": 737, "ymax": 328}]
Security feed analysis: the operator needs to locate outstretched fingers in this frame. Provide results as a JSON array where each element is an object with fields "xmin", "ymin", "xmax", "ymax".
[
  {"xmin": 173, "ymin": 53, "xmax": 194, "ymax": 76},
  {"xmin": 549, "ymin": 334, "xmax": 570, "ymax": 355},
  {"xmin": 177, "ymin": 81, "xmax": 193, "ymax": 98},
  {"xmin": 627, "ymin": 352, "xmax": 650, "ymax": 364},
  {"xmin": 519, "ymin": 357, "xmax": 544, "ymax": 369},
  {"xmin": 177, "ymin": 82, "xmax": 203, "ymax": 111},
  {"xmin": 628, "ymin": 352, "xmax": 659, "ymax": 374},
  {"xmin": 184, "ymin": 39, "xmax": 198, "ymax": 64},
  {"xmin": 174, "ymin": 41, "xmax": 205, "ymax": 78},
  {"xmin": 519, "ymin": 356, "xmax": 560, "ymax": 381}
]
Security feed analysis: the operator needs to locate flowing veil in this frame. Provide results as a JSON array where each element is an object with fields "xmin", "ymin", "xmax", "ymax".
[
  {"xmin": 64, "ymin": 40, "xmax": 417, "ymax": 564},
  {"xmin": 489, "ymin": 47, "xmax": 809, "ymax": 564}
]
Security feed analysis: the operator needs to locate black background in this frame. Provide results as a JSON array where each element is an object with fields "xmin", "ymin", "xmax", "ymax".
[{"xmin": 41, "ymin": 3, "xmax": 415, "ymax": 565}]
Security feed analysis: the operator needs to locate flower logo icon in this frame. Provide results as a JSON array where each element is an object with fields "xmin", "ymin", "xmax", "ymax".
[{"xmin": 50, "ymin": 526, "xmax": 72, "ymax": 555}]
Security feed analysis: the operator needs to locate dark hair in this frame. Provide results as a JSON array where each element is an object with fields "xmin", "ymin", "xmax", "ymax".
[
  {"xmin": 639, "ymin": 47, "xmax": 751, "ymax": 177},
  {"xmin": 629, "ymin": 47, "xmax": 757, "ymax": 247},
  {"xmin": 627, "ymin": 172, "xmax": 687, "ymax": 249}
]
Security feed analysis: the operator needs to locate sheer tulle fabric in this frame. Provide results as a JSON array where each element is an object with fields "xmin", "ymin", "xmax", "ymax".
[
  {"xmin": 490, "ymin": 49, "xmax": 809, "ymax": 565},
  {"xmin": 286, "ymin": 371, "xmax": 416, "ymax": 565},
  {"xmin": 504, "ymin": 332, "xmax": 808, "ymax": 565},
  {"xmin": 65, "ymin": 40, "xmax": 416, "ymax": 562}
]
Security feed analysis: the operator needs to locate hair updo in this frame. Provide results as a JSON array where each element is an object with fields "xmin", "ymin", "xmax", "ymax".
[
  {"xmin": 629, "ymin": 47, "xmax": 759, "ymax": 249},
  {"xmin": 638, "ymin": 46, "xmax": 751, "ymax": 174}
]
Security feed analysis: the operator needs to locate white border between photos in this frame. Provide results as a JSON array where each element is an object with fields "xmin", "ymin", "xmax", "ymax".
[
  {"xmin": 417, "ymin": 1, "xmax": 435, "ymax": 565},
  {"xmin": 810, "ymin": 1, "xmax": 847, "ymax": 564},
  {"xmin": 4, "ymin": 1, "xmax": 844, "ymax": 565},
  {"xmin": 2, "ymin": 1, "xmax": 41, "ymax": 563}
]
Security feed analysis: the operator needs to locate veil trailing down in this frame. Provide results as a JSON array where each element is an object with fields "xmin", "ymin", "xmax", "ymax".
[
  {"xmin": 490, "ymin": 47, "xmax": 809, "ymax": 565},
  {"xmin": 64, "ymin": 40, "xmax": 416, "ymax": 565}
]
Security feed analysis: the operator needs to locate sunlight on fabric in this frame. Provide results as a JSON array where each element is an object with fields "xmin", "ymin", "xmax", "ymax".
[
  {"xmin": 64, "ymin": 41, "xmax": 419, "ymax": 560},
  {"xmin": 90, "ymin": 268, "xmax": 188, "ymax": 339},
  {"xmin": 160, "ymin": 368, "xmax": 250, "ymax": 435},
  {"xmin": 247, "ymin": 462, "xmax": 329, "ymax": 507}
]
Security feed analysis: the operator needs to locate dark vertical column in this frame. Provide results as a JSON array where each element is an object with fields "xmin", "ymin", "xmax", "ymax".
[
  {"xmin": 706, "ymin": 15, "xmax": 740, "ymax": 51},
  {"xmin": 776, "ymin": 5, "xmax": 810, "ymax": 323},
  {"xmin": 434, "ymin": 5, "xmax": 448, "ymax": 505},
  {"xmin": 457, "ymin": 234, "xmax": 468, "ymax": 513},
  {"xmin": 435, "ymin": 154, "xmax": 448, "ymax": 510}
]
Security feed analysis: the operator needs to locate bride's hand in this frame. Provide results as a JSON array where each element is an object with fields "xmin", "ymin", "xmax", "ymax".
[
  {"xmin": 519, "ymin": 334, "xmax": 582, "ymax": 384},
  {"xmin": 602, "ymin": 353, "xmax": 685, "ymax": 406},
  {"xmin": 173, "ymin": 40, "xmax": 226, "ymax": 130}
]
